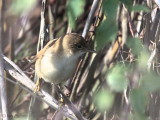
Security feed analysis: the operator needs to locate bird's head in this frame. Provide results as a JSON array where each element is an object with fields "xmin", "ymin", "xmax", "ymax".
[{"xmin": 62, "ymin": 33, "xmax": 96, "ymax": 57}]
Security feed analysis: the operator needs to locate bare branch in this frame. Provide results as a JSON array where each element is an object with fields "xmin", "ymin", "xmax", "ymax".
[
  {"xmin": 0, "ymin": 0, "xmax": 8, "ymax": 119},
  {"xmin": 37, "ymin": 0, "xmax": 46, "ymax": 52},
  {"xmin": 82, "ymin": 0, "xmax": 100, "ymax": 38},
  {"xmin": 3, "ymin": 55, "xmax": 83, "ymax": 120},
  {"xmin": 28, "ymin": 0, "xmax": 47, "ymax": 119}
]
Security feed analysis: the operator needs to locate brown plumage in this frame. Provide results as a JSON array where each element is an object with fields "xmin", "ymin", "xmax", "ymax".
[{"xmin": 34, "ymin": 33, "xmax": 95, "ymax": 91}]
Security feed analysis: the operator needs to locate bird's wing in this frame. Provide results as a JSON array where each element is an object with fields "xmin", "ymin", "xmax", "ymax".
[{"xmin": 35, "ymin": 39, "xmax": 57, "ymax": 60}]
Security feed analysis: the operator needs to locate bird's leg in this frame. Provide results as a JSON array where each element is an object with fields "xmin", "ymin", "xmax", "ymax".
[
  {"xmin": 34, "ymin": 78, "xmax": 42, "ymax": 93},
  {"xmin": 58, "ymin": 87, "xmax": 64, "ymax": 105},
  {"xmin": 51, "ymin": 83, "xmax": 64, "ymax": 105}
]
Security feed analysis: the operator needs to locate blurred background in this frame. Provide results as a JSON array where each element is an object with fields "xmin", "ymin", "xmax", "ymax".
[{"xmin": 1, "ymin": 0, "xmax": 160, "ymax": 120}]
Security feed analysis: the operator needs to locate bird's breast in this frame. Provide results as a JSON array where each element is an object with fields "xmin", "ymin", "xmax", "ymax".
[{"xmin": 39, "ymin": 52, "xmax": 78, "ymax": 84}]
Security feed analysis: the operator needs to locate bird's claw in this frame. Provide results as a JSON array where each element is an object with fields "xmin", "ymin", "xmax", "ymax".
[
  {"xmin": 34, "ymin": 79, "xmax": 41, "ymax": 93},
  {"xmin": 59, "ymin": 96, "xmax": 65, "ymax": 106}
]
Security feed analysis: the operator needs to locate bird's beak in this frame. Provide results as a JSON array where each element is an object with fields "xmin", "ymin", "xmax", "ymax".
[{"xmin": 85, "ymin": 48, "xmax": 96, "ymax": 53}]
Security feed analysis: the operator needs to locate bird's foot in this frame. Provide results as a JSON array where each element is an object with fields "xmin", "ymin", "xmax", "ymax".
[
  {"xmin": 59, "ymin": 95, "xmax": 65, "ymax": 106},
  {"xmin": 34, "ymin": 78, "xmax": 41, "ymax": 93}
]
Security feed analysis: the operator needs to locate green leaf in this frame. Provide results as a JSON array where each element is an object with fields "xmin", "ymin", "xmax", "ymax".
[
  {"xmin": 103, "ymin": 0, "xmax": 119, "ymax": 20},
  {"xmin": 107, "ymin": 64, "xmax": 128, "ymax": 92},
  {"xmin": 130, "ymin": 88, "xmax": 148, "ymax": 115},
  {"xmin": 67, "ymin": 0, "xmax": 85, "ymax": 29},
  {"xmin": 10, "ymin": 0, "xmax": 36, "ymax": 15},
  {"xmin": 126, "ymin": 37, "xmax": 143, "ymax": 56},
  {"xmin": 141, "ymin": 72, "xmax": 160, "ymax": 92},
  {"xmin": 137, "ymin": 50, "xmax": 149, "ymax": 69},
  {"xmin": 95, "ymin": 0, "xmax": 119, "ymax": 50},
  {"xmin": 95, "ymin": 19, "xmax": 118, "ymax": 50},
  {"xmin": 131, "ymin": 5, "xmax": 150, "ymax": 12},
  {"xmin": 94, "ymin": 89, "xmax": 114, "ymax": 112}
]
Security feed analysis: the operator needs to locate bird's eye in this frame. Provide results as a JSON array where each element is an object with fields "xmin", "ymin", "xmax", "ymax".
[{"xmin": 76, "ymin": 45, "xmax": 82, "ymax": 49}]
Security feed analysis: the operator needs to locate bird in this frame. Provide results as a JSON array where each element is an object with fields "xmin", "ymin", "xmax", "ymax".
[{"xmin": 34, "ymin": 33, "xmax": 96, "ymax": 92}]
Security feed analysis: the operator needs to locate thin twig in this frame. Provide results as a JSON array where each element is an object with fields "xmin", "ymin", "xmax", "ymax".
[
  {"xmin": 70, "ymin": 0, "xmax": 100, "ymax": 100},
  {"xmin": 67, "ymin": 22, "xmax": 72, "ymax": 33},
  {"xmin": 37, "ymin": 0, "xmax": 46, "ymax": 52},
  {"xmin": 121, "ymin": 6, "xmax": 128, "ymax": 46},
  {"xmin": 55, "ymin": 85, "xmax": 86, "ymax": 120},
  {"xmin": 119, "ymin": 6, "xmax": 128, "ymax": 64},
  {"xmin": 148, "ymin": 48, "xmax": 156, "ymax": 70},
  {"xmin": 0, "ymin": 0, "xmax": 8, "ymax": 119},
  {"xmin": 48, "ymin": 5, "xmax": 54, "ymax": 40},
  {"xmin": 82, "ymin": 0, "xmax": 100, "ymax": 38},
  {"xmin": 10, "ymin": 89, "xmax": 23, "ymax": 108},
  {"xmin": 28, "ymin": 0, "xmax": 47, "ymax": 119},
  {"xmin": 123, "ymin": 4, "xmax": 138, "ymax": 38},
  {"xmin": 3, "ymin": 55, "xmax": 83, "ymax": 120}
]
